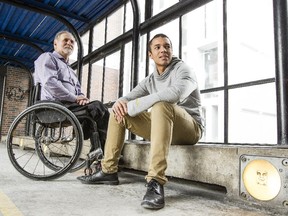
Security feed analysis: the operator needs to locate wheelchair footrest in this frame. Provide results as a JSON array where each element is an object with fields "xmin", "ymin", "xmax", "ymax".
[
  {"xmin": 88, "ymin": 148, "xmax": 103, "ymax": 160},
  {"xmin": 84, "ymin": 148, "xmax": 103, "ymax": 175}
]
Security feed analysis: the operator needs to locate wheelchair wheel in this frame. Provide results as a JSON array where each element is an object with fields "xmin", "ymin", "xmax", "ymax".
[
  {"xmin": 6, "ymin": 102, "xmax": 84, "ymax": 180},
  {"xmin": 35, "ymin": 124, "xmax": 88, "ymax": 173}
]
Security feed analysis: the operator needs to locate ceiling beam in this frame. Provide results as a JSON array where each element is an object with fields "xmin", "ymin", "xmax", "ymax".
[
  {"xmin": 0, "ymin": 54, "xmax": 34, "ymax": 65},
  {"xmin": 0, "ymin": 33, "xmax": 44, "ymax": 53},
  {"xmin": 0, "ymin": 57, "xmax": 31, "ymax": 72},
  {"xmin": 0, "ymin": 30, "xmax": 51, "ymax": 47}
]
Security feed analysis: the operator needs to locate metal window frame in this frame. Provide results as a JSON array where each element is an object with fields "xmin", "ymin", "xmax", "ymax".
[{"xmin": 71, "ymin": 0, "xmax": 287, "ymax": 145}]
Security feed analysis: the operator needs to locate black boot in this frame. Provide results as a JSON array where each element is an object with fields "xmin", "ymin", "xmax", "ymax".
[
  {"xmin": 77, "ymin": 170, "xmax": 119, "ymax": 185},
  {"xmin": 141, "ymin": 179, "xmax": 165, "ymax": 209}
]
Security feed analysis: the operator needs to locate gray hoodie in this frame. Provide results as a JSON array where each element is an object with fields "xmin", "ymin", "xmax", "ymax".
[{"xmin": 121, "ymin": 57, "xmax": 204, "ymax": 129}]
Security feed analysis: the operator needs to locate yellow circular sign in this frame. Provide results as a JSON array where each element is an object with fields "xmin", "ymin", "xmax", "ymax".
[{"xmin": 242, "ymin": 159, "xmax": 281, "ymax": 201}]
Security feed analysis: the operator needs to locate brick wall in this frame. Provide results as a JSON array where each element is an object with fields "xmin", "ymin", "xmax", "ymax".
[{"xmin": 1, "ymin": 66, "xmax": 31, "ymax": 138}]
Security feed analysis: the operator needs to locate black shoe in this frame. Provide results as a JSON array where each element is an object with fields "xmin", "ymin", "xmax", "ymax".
[
  {"xmin": 77, "ymin": 170, "xmax": 119, "ymax": 185},
  {"xmin": 141, "ymin": 179, "xmax": 165, "ymax": 209}
]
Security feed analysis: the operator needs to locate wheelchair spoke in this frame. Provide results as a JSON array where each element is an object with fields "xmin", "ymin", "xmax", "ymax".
[{"xmin": 22, "ymin": 151, "xmax": 37, "ymax": 169}]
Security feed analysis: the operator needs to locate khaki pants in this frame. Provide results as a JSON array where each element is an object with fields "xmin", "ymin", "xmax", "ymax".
[{"xmin": 101, "ymin": 102, "xmax": 202, "ymax": 185}]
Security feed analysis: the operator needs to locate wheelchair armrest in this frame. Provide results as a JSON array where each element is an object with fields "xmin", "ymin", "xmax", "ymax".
[{"xmin": 104, "ymin": 101, "xmax": 115, "ymax": 108}]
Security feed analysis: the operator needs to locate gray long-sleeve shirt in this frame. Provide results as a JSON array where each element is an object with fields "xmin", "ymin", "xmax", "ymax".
[
  {"xmin": 122, "ymin": 57, "xmax": 204, "ymax": 128},
  {"xmin": 34, "ymin": 51, "xmax": 83, "ymax": 102}
]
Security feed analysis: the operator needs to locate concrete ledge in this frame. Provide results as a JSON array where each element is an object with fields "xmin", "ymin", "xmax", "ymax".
[
  {"xmin": 1, "ymin": 135, "xmax": 91, "ymax": 159},
  {"xmin": 122, "ymin": 140, "xmax": 288, "ymax": 212}
]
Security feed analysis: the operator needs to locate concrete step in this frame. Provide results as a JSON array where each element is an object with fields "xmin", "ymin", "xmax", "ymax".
[{"xmin": 121, "ymin": 140, "xmax": 288, "ymax": 215}]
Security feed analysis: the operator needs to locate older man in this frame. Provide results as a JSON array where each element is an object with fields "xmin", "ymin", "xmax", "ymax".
[{"xmin": 34, "ymin": 30, "xmax": 109, "ymax": 150}]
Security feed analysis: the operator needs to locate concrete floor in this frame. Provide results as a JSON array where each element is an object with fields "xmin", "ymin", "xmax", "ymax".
[{"xmin": 0, "ymin": 143, "xmax": 283, "ymax": 216}]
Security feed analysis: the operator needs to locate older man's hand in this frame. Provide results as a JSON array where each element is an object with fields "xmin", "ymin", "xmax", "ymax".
[{"xmin": 76, "ymin": 95, "xmax": 90, "ymax": 105}]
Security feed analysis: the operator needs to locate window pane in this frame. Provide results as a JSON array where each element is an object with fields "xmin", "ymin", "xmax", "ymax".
[
  {"xmin": 227, "ymin": 0, "xmax": 275, "ymax": 84},
  {"xmin": 123, "ymin": 35, "xmax": 146, "ymax": 92},
  {"xmin": 70, "ymin": 43, "xmax": 78, "ymax": 64},
  {"xmin": 153, "ymin": 0, "xmax": 179, "ymax": 15},
  {"xmin": 104, "ymin": 51, "xmax": 120, "ymax": 103},
  {"xmin": 107, "ymin": 7, "xmax": 124, "ymax": 43},
  {"xmin": 138, "ymin": 0, "xmax": 146, "ymax": 23},
  {"xmin": 90, "ymin": 60, "xmax": 103, "ymax": 101},
  {"xmin": 182, "ymin": 0, "xmax": 222, "ymax": 90},
  {"xmin": 93, "ymin": 20, "xmax": 105, "ymax": 50},
  {"xmin": 138, "ymin": 35, "xmax": 147, "ymax": 81},
  {"xmin": 125, "ymin": 2, "xmax": 133, "ymax": 32},
  {"xmin": 81, "ymin": 64, "xmax": 89, "ymax": 96},
  {"xmin": 228, "ymin": 84, "xmax": 277, "ymax": 144},
  {"xmin": 123, "ymin": 42, "xmax": 132, "ymax": 96},
  {"xmin": 125, "ymin": 1, "xmax": 146, "ymax": 31},
  {"xmin": 70, "ymin": 31, "xmax": 89, "ymax": 63},
  {"xmin": 81, "ymin": 31, "xmax": 89, "ymax": 56},
  {"xmin": 201, "ymin": 91, "xmax": 224, "ymax": 143}
]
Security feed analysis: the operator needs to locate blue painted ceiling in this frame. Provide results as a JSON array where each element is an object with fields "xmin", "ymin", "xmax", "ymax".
[{"xmin": 0, "ymin": 0, "xmax": 124, "ymax": 71}]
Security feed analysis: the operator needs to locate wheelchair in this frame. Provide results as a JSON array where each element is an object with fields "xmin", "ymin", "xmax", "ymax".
[{"xmin": 6, "ymin": 83, "xmax": 108, "ymax": 180}]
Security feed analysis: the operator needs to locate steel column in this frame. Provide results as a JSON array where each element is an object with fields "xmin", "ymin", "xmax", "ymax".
[
  {"xmin": 130, "ymin": 0, "xmax": 140, "ymax": 89},
  {"xmin": 273, "ymin": 0, "xmax": 288, "ymax": 145}
]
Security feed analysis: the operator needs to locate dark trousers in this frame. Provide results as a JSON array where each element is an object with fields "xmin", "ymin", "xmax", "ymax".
[{"xmin": 64, "ymin": 100, "xmax": 110, "ymax": 151}]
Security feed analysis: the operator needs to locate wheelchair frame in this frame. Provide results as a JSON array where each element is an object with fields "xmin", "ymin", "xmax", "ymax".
[{"xmin": 6, "ymin": 84, "xmax": 105, "ymax": 180}]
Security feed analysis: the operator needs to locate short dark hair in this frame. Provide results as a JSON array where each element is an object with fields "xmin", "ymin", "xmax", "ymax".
[{"xmin": 148, "ymin": 33, "xmax": 172, "ymax": 52}]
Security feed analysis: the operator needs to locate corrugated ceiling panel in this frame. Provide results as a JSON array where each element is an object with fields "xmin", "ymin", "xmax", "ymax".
[{"xmin": 0, "ymin": 0, "xmax": 123, "ymax": 70}]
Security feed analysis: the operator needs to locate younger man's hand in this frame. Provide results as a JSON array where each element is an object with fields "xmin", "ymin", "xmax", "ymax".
[{"xmin": 112, "ymin": 99, "xmax": 128, "ymax": 123}]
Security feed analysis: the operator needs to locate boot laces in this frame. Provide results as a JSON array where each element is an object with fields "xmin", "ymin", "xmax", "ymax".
[{"xmin": 146, "ymin": 180, "xmax": 160, "ymax": 194}]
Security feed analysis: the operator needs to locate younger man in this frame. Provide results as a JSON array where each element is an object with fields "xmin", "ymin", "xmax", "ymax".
[{"xmin": 77, "ymin": 33, "xmax": 204, "ymax": 209}]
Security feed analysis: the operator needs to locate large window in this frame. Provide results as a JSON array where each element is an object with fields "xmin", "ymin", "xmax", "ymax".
[
  {"xmin": 180, "ymin": 0, "xmax": 276, "ymax": 144},
  {"xmin": 77, "ymin": 0, "xmax": 277, "ymax": 145}
]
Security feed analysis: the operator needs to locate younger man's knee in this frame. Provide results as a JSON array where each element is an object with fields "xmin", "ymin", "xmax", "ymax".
[{"xmin": 151, "ymin": 102, "xmax": 173, "ymax": 114}]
